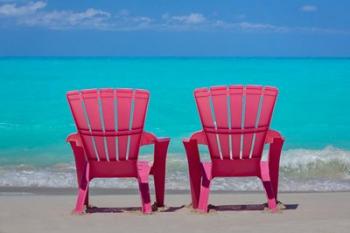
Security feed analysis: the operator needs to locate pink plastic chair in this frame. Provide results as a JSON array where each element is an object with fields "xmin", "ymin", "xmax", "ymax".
[
  {"xmin": 67, "ymin": 88, "xmax": 170, "ymax": 214},
  {"xmin": 183, "ymin": 85, "xmax": 284, "ymax": 212}
]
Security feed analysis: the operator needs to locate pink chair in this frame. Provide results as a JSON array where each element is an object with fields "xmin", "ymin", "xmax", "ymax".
[
  {"xmin": 183, "ymin": 85, "xmax": 284, "ymax": 212},
  {"xmin": 67, "ymin": 88, "xmax": 170, "ymax": 214}
]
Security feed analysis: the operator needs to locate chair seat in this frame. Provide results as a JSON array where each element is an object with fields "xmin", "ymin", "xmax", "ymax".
[
  {"xmin": 89, "ymin": 160, "xmax": 151, "ymax": 179},
  {"xmin": 202, "ymin": 158, "xmax": 262, "ymax": 178}
]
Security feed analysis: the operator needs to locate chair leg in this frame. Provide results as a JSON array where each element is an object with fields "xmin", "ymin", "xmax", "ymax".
[
  {"xmin": 153, "ymin": 171, "xmax": 165, "ymax": 207},
  {"xmin": 260, "ymin": 161, "xmax": 277, "ymax": 210},
  {"xmin": 268, "ymin": 138, "xmax": 284, "ymax": 201},
  {"xmin": 73, "ymin": 163, "xmax": 90, "ymax": 214},
  {"xmin": 138, "ymin": 163, "xmax": 152, "ymax": 214},
  {"xmin": 197, "ymin": 176, "xmax": 211, "ymax": 213},
  {"xmin": 197, "ymin": 163, "xmax": 212, "ymax": 213},
  {"xmin": 183, "ymin": 139, "xmax": 202, "ymax": 209},
  {"xmin": 261, "ymin": 180, "xmax": 277, "ymax": 210},
  {"xmin": 74, "ymin": 182, "xmax": 89, "ymax": 214},
  {"xmin": 70, "ymin": 141, "xmax": 89, "ymax": 214},
  {"xmin": 152, "ymin": 140, "xmax": 169, "ymax": 207},
  {"xmin": 84, "ymin": 189, "xmax": 89, "ymax": 207}
]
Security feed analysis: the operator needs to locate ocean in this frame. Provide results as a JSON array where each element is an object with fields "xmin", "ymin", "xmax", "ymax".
[{"xmin": 0, "ymin": 57, "xmax": 349, "ymax": 192}]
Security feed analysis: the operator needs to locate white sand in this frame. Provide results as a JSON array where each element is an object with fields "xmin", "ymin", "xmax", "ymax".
[{"xmin": 0, "ymin": 192, "xmax": 349, "ymax": 233}]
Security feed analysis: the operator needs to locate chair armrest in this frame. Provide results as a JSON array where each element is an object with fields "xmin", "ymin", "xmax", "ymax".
[
  {"xmin": 183, "ymin": 130, "xmax": 208, "ymax": 145},
  {"xmin": 140, "ymin": 131, "xmax": 170, "ymax": 146},
  {"xmin": 265, "ymin": 129, "xmax": 284, "ymax": 144},
  {"xmin": 66, "ymin": 133, "xmax": 83, "ymax": 147}
]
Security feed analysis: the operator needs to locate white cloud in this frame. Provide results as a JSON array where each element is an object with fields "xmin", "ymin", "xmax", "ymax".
[
  {"xmin": 114, "ymin": 9, "xmax": 153, "ymax": 25},
  {"xmin": 0, "ymin": 1, "xmax": 46, "ymax": 16},
  {"xmin": 238, "ymin": 22, "xmax": 289, "ymax": 32},
  {"xmin": 0, "ymin": 1, "xmax": 152, "ymax": 30},
  {"xmin": 165, "ymin": 13, "xmax": 206, "ymax": 24},
  {"xmin": 22, "ymin": 8, "xmax": 111, "ymax": 29},
  {"xmin": 117, "ymin": 9, "xmax": 130, "ymax": 16},
  {"xmin": 113, "ymin": 10, "xmax": 152, "ymax": 30},
  {"xmin": 300, "ymin": 5, "xmax": 318, "ymax": 12},
  {"xmin": 0, "ymin": 1, "xmax": 348, "ymax": 35},
  {"xmin": 296, "ymin": 26, "xmax": 350, "ymax": 35},
  {"xmin": 235, "ymin": 14, "xmax": 246, "ymax": 20}
]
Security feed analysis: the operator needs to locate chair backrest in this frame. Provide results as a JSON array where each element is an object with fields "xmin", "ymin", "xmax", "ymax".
[
  {"xmin": 67, "ymin": 88, "xmax": 149, "ymax": 162},
  {"xmin": 194, "ymin": 85, "xmax": 278, "ymax": 160}
]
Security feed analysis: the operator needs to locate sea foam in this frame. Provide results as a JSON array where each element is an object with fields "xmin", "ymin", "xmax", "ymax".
[{"xmin": 0, "ymin": 146, "xmax": 349, "ymax": 192}]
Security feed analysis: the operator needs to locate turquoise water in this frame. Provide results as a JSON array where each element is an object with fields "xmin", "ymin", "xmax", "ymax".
[{"xmin": 0, "ymin": 57, "xmax": 350, "ymax": 191}]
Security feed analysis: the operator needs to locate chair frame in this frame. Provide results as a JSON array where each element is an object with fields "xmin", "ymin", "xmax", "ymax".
[
  {"xmin": 67, "ymin": 89, "xmax": 170, "ymax": 214},
  {"xmin": 183, "ymin": 85, "xmax": 284, "ymax": 212}
]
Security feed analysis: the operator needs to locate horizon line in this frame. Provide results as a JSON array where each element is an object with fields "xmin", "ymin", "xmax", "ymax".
[{"xmin": 0, "ymin": 55, "xmax": 350, "ymax": 59}]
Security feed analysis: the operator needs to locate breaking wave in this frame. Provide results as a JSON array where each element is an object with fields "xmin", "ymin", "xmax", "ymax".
[{"xmin": 0, "ymin": 146, "xmax": 350, "ymax": 192}]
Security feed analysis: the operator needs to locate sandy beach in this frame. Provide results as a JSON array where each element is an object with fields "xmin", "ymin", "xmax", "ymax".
[{"xmin": 0, "ymin": 190, "xmax": 349, "ymax": 233}]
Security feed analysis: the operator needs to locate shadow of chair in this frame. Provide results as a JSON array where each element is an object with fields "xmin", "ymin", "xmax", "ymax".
[
  {"xmin": 86, "ymin": 204, "xmax": 186, "ymax": 214},
  {"xmin": 208, "ymin": 203, "xmax": 299, "ymax": 212}
]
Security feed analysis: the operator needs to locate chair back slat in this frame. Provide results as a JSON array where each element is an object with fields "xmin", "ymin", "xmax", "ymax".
[
  {"xmin": 82, "ymin": 90, "xmax": 108, "ymax": 161},
  {"xmin": 128, "ymin": 90, "xmax": 149, "ymax": 160},
  {"xmin": 67, "ymin": 88, "xmax": 149, "ymax": 162},
  {"xmin": 229, "ymin": 86, "xmax": 244, "ymax": 159},
  {"xmin": 211, "ymin": 86, "xmax": 230, "ymax": 159},
  {"xmin": 67, "ymin": 91, "xmax": 98, "ymax": 161},
  {"xmin": 242, "ymin": 86, "xmax": 262, "ymax": 159},
  {"xmin": 116, "ymin": 89, "xmax": 133, "ymax": 161},
  {"xmin": 195, "ymin": 88, "xmax": 221, "ymax": 159},
  {"xmin": 100, "ymin": 89, "xmax": 117, "ymax": 161},
  {"xmin": 251, "ymin": 87, "xmax": 278, "ymax": 157}
]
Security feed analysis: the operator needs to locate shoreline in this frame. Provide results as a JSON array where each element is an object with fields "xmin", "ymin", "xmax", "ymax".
[{"xmin": 1, "ymin": 186, "xmax": 350, "ymax": 196}]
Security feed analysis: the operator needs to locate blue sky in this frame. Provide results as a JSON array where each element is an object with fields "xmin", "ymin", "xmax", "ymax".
[{"xmin": 0, "ymin": 0, "xmax": 349, "ymax": 56}]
